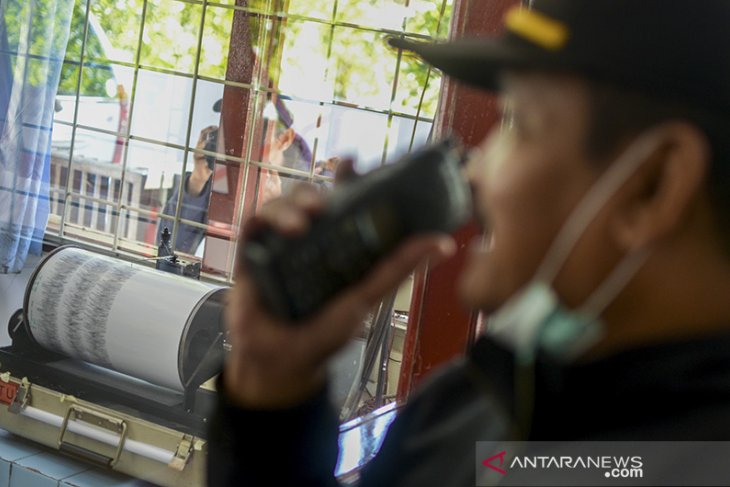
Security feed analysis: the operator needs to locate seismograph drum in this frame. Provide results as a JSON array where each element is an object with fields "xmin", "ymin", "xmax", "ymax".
[{"xmin": 23, "ymin": 246, "xmax": 226, "ymax": 391}]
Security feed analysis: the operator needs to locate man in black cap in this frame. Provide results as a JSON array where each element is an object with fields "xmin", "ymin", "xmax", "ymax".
[{"xmin": 209, "ymin": 1, "xmax": 730, "ymax": 485}]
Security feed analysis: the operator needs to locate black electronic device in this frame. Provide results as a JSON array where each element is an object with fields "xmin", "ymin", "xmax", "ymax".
[
  {"xmin": 204, "ymin": 128, "xmax": 218, "ymax": 170},
  {"xmin": 156, "ymin": 227, "xmax": 201, "ymax": 279},
  {"xmin": 243, "ymin": 138, "xmax": 471, "ymax": 321}
]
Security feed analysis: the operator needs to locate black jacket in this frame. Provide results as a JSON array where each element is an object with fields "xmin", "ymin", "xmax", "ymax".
[{"xmin": 208, "ymin": 333, "xmax": 730, "ymax": 486}]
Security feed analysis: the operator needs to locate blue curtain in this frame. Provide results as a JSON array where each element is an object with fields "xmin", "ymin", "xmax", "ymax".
[{"xmin": 0, "ymin": 0, "xmax": 73, "ymax": 273}]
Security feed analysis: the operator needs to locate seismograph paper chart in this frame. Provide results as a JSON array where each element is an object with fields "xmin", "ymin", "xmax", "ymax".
[{"xmin": 26, "ymin": 247, "xmax": 223, "ymax": 391}]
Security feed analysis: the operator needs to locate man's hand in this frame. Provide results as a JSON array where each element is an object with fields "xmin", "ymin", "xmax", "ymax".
[{"xmin": 224, "ymin": 184, "xmax": 456, "ymax": 409}]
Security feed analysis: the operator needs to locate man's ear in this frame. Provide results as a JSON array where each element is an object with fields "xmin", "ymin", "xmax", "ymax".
[
  {"xmin": 611, "ymin": 122, "xmax": 710, "ymax": 251},
  {"xmin": 275, "ymin": 128, "xmax": 296, "ymax": 152}
]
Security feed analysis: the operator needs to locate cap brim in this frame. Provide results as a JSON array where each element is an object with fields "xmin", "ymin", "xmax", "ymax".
[{"xmin": 389, "ymin": 37, "xmax": 563, "ymax": 91}]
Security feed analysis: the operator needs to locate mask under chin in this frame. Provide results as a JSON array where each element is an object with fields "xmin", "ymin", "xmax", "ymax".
[{"xmin": 486, "ymin": 280, "xmax": 604, "ymax": 363}]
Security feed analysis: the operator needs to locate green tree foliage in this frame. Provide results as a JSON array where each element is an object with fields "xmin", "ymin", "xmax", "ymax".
[
  {"xmin": 59, "ymin": 2, "xmax": 113, "ymax": 96},
  {"xmin": 2, "ymin": 0, "xmax": 74, "ymax": 89},
  {"xmin": 57, "ymin": 0, "xmax": 451, "ymax": 115},
  {"xmin": 282, "ymin": 0, "xmax": 452, "ymax": 116}
]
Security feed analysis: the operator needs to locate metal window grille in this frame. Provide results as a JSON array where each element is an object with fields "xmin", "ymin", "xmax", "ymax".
[{"xmin": 47, "ymin": 0, "xmax": 454, "ymax": 282}]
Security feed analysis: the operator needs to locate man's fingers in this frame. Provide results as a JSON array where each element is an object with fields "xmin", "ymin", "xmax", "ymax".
[
  {"xmin": 252, "ymin": 199, "xmax": 309, "ymax": 236},
  {"xmin": 290, "ymin": 183, "xmax": 325, "ymax": 213},
  {"xmin": 197, "ymin": 125, "xmax": 218, "ymax": 145},
  {"xmin": 201, "ymin": 125, "xmax": 218, "ymax": 136},
  {"xmin": 243, "ymin": 184, "xmax": 326, "ymax": 238},
  {"xmin": 334, "ymin": 158, "xmax": 357, "ymax": 185}
]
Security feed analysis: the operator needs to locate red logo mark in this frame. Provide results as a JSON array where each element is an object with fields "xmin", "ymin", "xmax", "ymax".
[{"xmin": 482, "ymin": 450, "xmax": 507, "ymax": 475}]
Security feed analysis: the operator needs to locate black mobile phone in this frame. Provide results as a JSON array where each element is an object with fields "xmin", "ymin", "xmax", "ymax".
[
  {"xmin": 204, "ymin": 128, "xmax": 218, "ymax": 170},
  {"xmin": 243, "ymin": 138, "xmax": 472, "ymax": 321}
]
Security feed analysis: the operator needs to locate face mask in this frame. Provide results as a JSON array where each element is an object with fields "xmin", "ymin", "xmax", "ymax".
[{"xmin": 486, "ymin": 131, "xmax": 663, "ymax": 363}]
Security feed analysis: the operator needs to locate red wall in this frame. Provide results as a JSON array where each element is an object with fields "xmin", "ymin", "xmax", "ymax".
[{"xmin": 397, "ymin": 0, "xmax": 520, "ymax": 401}]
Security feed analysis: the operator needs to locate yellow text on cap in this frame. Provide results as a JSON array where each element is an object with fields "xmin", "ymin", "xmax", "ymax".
[{"xmin": 505, "ymin": 7, "xmax": 569, "ymax": 51}]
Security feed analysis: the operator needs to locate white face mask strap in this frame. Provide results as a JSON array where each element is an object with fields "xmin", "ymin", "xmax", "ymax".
[
  {"xmin": 576, "ymin": 245, "xmax": 651, "ymax": 318},
  {"xmin": 535, "ymin": 130, "xmax": 664, "ymax": 284}
]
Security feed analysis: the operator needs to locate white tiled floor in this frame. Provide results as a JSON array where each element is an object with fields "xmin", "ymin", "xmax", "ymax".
[{"xmin": 0, "ymin": 254, "xmax": 41, "ymax": 347}]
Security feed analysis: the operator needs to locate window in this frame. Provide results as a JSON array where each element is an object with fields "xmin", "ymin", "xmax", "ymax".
[{"xmin": 48, "ymin": 0, "xmax": 453, "ymax": 283}]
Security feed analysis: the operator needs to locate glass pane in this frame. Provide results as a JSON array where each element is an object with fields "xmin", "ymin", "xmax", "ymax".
[
  {"xmin": 62, "ymin": 192, "xmax": 120, "ymax": 242},
  {"xmin": 62, "ymin": 0, "xmax": 88, "ymax": 61},
  {"xmin": 198, "ymin": 6, "xmax": 235, "ymax": 81},
  {"xmin": 254, "ymin": 16, "xmax": 284, "ymax": 87},
  {"xmin": 49, "ymin": 142, "xmax": 70, "ymax": 192},
  {"xmin": 159, "ymin": 184, "xmax": 210, "ymax": 256},
  {"xmin": 52, "ymin": 125, "xmax": 120, "ymax": 166},
  {"xmin": 45, "ymin": 189, "xmax": 65, "ymax": 237},
  {"xmin": 250, "ymin": 170, "xmax": 319, "ymax": 212},
  {"xmin": 335, "ymin": 0, "xmax": 409, "ymax": 31},
  {"xmin": 200, "ymin": 227, "xmax": 236, "ymax": 279},
  {"xmin": 317, "ymin": 106, "xmax": 389, "ymax": 172},
  {"xmin": 202, "ymin": 7, "xmax": 273, "ymax": 85},
  {"xmin": 238, "ymin": 92, "xmax": 315, "ymax": 174},
  {"xmin": 188, "ymin": 82, "xmax": 252, "ymax": 174},
  {"xmin": 139, "ymin": 1, "xmax": 203, "ymax": 74},
  {"xmin": 64, "ymin": 139, "xmax": 127, "ymax": 242},
  {"xmin": 403, "ymin": 0, "xmax": 453, "ymax": 38},
  {"xmin": 122, "ymin": 139, "xmax": 195, "ymax": 252},
  {"xmin": 117, "ymin": 210, "xmax": 167, "ymax": 257},
  {"xmin": 188, "ymin": 79, "xmax": 225, "ymax": 150},
  {"xmin": 123, "ymin": 139, "xmax": 185, "ymax": 208},
  {"xmin": 49, "ymin": 0, "xmax": 454, "ymax": 290},
  {"xmin": 48, "ymin": 150, "xmax": 71, "ymax": 228},
  {"xmin": 288, "ymin": 0, "xmax": 333, "ymax": 21},
  {"xmin": 330, "ymin": 27, "xmax": 397, "ymax": 111},
  {"xmin": 77, "ymin": 61, "xmax": 132, "ymax": 122},
  {"xmin": 251, "ymin": 94, "xmax": 317, "ymax": 172},
  {"xmin": 54, "ymin": 62, "xmax": 131, "ymax": 163},
  {"xmin": 277, "ymin": 97, "xmax": 323, "ymax": 169},
  {"xmin": 394, "ymin": 55, "xmax": 443, "ymax": 118},
  {"xmin": 130, "ymin": 70, "xmax": 193, "ymax": 147},
  {"xmin": 61, "ymin": 0, "xmax": 141, "ymax": 70},
  {"xmin": 57, "ymin": 60, "xmax": 81, "ymax": 99},
  {"xmin": 278, "ymin": 20, "xmax": 333, "ymax": 101},
  {"xmin": 88, "ymin": 0, "xmax": 143, "ymax": 65},
  {"xmin": 174, "ymin": 217, "xmax": 209, "ymax": 256},
  {"xmin": 384, "ymin": 115, "xmax": 433, "ymax": 162}
]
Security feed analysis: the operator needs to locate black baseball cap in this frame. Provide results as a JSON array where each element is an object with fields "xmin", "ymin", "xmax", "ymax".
[{"xmin": 390, "ymin": 0, "xmax": 730, "ymax": 118}]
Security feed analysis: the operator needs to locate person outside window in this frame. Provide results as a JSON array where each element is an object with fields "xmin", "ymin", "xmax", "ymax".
[{"xmin": 161, "ymin": 96, "xmax": 312, "ymax": 254}]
